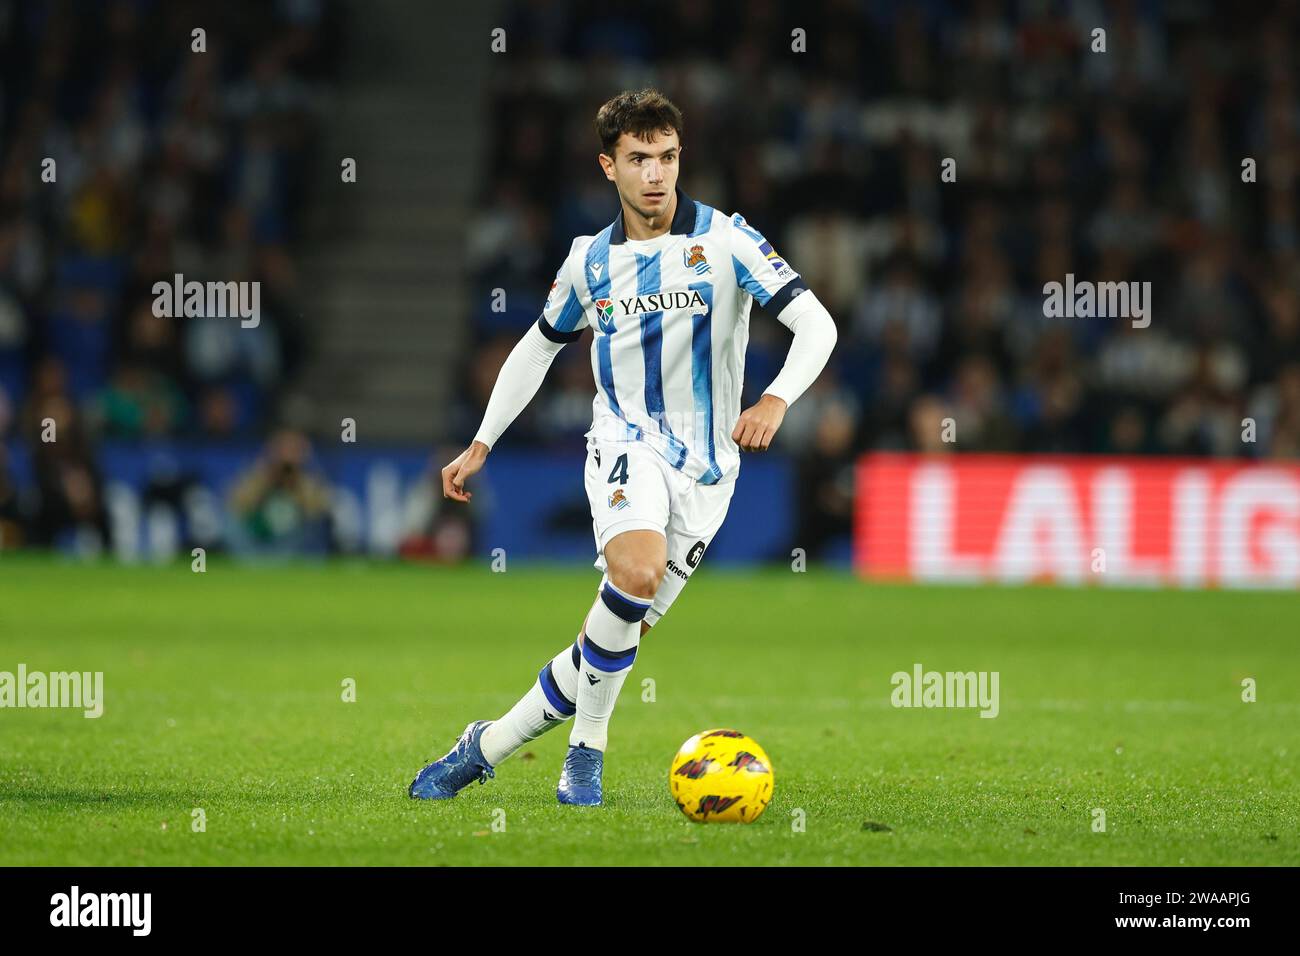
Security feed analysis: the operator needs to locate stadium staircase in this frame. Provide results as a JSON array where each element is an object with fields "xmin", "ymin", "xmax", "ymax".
[{"xmin": 292, "ymin": 4, "xmax": 496, "ymax": 444}]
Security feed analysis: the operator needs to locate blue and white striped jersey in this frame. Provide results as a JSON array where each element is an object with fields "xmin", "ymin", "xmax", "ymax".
[{"xmin": 537, "ymin": 187, "xmax": 808, "ymax": 485}]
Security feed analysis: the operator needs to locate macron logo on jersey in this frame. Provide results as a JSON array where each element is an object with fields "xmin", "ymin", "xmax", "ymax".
[{"xmin": 590, "ymin": 262, "xmax": 604, "ymax": 280}]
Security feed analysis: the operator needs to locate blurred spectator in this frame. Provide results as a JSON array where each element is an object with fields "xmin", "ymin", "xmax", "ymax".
[
  {"xmin": 787, "ymin": 380, "xmax": 857, "ymax": 561},
  {"xmin": 21, "ymin": 358, "xmax": 110, "ymax": 553},
  {"xmin": 0, "ymin": 445, "xmax": 25, "ymax": 549},
  {"xmin": 228, "ymin": 429, "xmax": 332, "ymax": 557}
]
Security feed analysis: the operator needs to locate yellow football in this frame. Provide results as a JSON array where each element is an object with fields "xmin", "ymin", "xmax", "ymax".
[{"xmin": 669, "ymin": 729, "xmax": 774, "ymax": 823}]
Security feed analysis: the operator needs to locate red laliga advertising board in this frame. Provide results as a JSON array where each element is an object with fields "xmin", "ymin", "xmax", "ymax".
[{"xmin": 855, "ymin": 453, "xmax": 1300, "ymax": 589}]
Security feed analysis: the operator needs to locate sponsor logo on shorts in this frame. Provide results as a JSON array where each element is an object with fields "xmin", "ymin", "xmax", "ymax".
[
  {"xmin": 666, "ymin": 559, "xmax": 689, "ymax": 581},
  {"xmin": 685, "ymin": 540, "xmax": 706, "ymax": 568},
  {"xmin": 608, "ymin": 488, "xmax": 630, "ymax": 511}
]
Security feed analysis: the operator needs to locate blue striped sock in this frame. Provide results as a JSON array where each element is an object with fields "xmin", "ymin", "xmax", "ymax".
[
  {"xmin": 480, "ymin": 640, "xmax": 581, "ymax": 766},
  {"xmin": 570, "ymin": 581, "xmax": 652, "ymax": 752}
]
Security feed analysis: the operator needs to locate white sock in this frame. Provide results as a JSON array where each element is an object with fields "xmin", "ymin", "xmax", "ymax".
[
  {"xmin": 569, "ymin": 581, "xmax": 652, "ymax": 752},
  {"xmin": 479, "ymin": 640, "xmax": 581, "ymax": 766}
]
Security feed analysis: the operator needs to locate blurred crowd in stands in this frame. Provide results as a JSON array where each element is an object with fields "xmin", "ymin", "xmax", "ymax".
[
  {"xmin": 6, "ymin": 1, "xmax": 1300, "ymax": 563},
  {"xmin": 0, "ymin": 0, "xmax": 337, "ymax": 550},
  {"xmin": 463, "ymin": 0, "xmax": 1300, "ymax": 555}
]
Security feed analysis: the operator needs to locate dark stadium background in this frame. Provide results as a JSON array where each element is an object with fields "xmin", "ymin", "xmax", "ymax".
[
  {"xmin": 1, "ymin": 0, "xmax": 1297, "ymax": 579},
  {"xmin": 2, "ymin": 0, "xmax": 1300, "ymax": 885}
]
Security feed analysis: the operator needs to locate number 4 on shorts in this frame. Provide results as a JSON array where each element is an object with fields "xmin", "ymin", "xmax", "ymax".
[{"xmin": 607, "ymin": 453, "xmax": 629, "ymax": 485}]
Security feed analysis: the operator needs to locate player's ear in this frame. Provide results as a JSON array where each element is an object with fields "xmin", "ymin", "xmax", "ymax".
[{"xmin": 597, "ymin": 151, "xmax": 615, "ymax": 181}]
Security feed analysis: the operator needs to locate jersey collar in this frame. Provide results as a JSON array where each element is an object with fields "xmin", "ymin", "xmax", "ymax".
[{"xmin": 609, "ymin": 186, "xmax": 696, "ymax": 245}]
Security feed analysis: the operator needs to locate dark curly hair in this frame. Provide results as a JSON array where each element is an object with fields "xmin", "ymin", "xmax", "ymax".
[{"xmin": 594, "ymin": 88, "xmax": 684, "ymax": 157}]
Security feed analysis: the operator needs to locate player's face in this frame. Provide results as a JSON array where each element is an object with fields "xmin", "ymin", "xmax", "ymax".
[{"xmin": 607, "ymin": 129, "xmax": 680, "ymax": 220}]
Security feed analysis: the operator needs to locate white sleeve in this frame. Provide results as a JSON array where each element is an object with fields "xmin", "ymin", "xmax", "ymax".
[
  {"xmin": 471, "ymin": 320, "xmax": 567, "ymax": 450},
  {"xmin": 761, "ymin": 289, "xmax": 838, "ymax": 408}
]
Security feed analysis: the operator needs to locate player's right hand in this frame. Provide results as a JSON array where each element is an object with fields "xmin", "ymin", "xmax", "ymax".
[{"xmin": 441, "ymin": 441, "xmax": 489, "ymax": 502}]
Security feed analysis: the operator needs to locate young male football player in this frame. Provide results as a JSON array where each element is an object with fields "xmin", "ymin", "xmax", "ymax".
[{"xmin": 410, "ymin": 89, "xmax": 837, "ymax": 805}]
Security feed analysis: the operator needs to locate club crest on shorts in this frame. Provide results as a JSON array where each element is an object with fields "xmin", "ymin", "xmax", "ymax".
[
  {"xmin": 685, "ymin": 539, "xmax": 706, "ymax": 568},
  {"xmin": 608, "ymin": 488, "xmax": 630, "ymax": 511}
]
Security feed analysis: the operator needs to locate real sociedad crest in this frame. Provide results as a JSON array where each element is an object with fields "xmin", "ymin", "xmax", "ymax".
[{"xmin": 683, "ymin": 243, "xmax": 712, "ymax": 275}]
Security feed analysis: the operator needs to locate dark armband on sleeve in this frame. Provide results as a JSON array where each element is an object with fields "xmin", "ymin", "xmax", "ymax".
[
  {"xmin": 537, "ymin": 316, "xmax": 584, "ymax": 344},
  {"xmin": 763, "ymin": 278, "xmax": 810, "ymax": 317}
]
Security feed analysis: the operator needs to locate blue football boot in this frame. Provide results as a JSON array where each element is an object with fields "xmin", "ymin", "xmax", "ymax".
[
  {"xmin": 409, "ymin": 720, "xmax": 496, "ymax": 800},
  {"xmin": 556, "ymin": 742, "xmax": 604, "ymax": 806}
]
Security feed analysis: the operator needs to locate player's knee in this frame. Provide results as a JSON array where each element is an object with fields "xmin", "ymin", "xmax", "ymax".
[{"xmin": 610, "ymin": 561, "xmax": 664, "ymax": 601}]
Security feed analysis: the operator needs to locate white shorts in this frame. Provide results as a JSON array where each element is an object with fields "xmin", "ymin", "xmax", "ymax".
[{"xmin": 583, "ymin": 435, "xmax": 736, "ymax": 627}]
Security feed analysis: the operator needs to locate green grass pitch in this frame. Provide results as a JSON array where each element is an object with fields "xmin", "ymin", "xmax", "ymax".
[{"xmin": 1, "ymin": 557, "xmax": 1296, "ymax": 866}]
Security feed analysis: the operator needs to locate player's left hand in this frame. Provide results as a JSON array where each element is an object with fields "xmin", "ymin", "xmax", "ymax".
[{"xmin": 732, "ymin": 394, "xmax": 787, "ymax": 452}]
